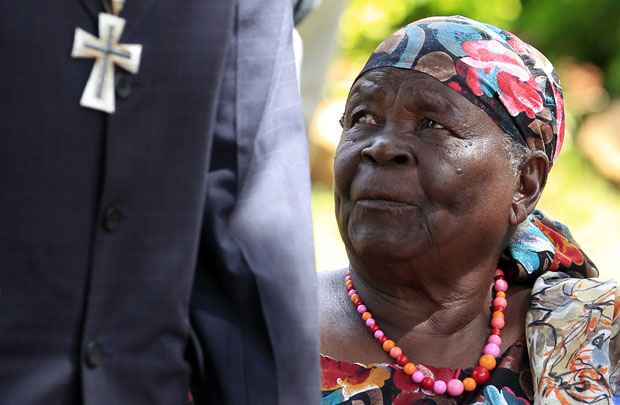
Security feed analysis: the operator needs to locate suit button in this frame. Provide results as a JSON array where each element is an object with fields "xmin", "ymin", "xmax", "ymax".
[
  {"xmin": 102, "ymin": 206, "xmax": 124, "ymax": 232},
  {"xmin": 115, "ymin": 74, "xmax": 132, "ymax": 99},
  {"xmin": 84, "ymin": 340, "xmax": 105, "ymax": 368}
]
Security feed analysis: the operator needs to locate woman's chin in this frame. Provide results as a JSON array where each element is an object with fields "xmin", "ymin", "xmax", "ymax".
[
  {"xmin": 345, "ymin": 210, "xmax": 431, "ymax": 260},
  {"xmin": 347, "ymin": 230, "xmax": 428, "ymax": 262}
]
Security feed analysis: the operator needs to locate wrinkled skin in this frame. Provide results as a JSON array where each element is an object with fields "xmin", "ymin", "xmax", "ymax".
[{"xmin": 320, "ymin": 68, "xmax": 548, "ymax": 368}]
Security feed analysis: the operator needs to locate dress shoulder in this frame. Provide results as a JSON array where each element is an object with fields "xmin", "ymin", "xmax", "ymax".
[{"xmin": 526, "ymin": 272, "xmax": 618, "ymax": 403}]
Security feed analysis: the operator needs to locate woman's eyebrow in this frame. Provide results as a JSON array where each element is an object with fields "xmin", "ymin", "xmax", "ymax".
[
  {"xmin": 350, "ymin": 77, "xmax": 388, "ymax": 100},
  {"xmin": 402, "ymin": 86, "xmax": 459, "ymax": 116},
  {"xmin": 346, "ymin": 92, "xmax": 382, "ymax": 115}
]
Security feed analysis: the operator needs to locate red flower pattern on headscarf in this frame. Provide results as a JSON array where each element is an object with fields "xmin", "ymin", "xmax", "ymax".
[
  {"xmin": 497, "ymin": 71, "xmax": 544, "ymax": 119},
  {"xmin": 460, "ymin": 40, "xmax": 544, "ymax": 119}
]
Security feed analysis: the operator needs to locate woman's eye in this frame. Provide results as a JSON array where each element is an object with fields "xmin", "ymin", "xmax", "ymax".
[
  {"xmin": 420, "ymin": 118, "xmax": 445, "ymax": 130},
  {"xmin": 351, "ymin": 112, "xmax": 378, "ymax": 126}
]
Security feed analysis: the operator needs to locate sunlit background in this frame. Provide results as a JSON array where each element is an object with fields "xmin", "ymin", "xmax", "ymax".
[{"xmin": 298, "ymin": 0, "xmax": 620, "ymax": 278}]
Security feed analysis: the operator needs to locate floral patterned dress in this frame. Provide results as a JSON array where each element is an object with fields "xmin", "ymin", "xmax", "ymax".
[
  {"xmin": 321, "ymin": 212, "xmax": 620, "ymax": 404},
  {"xmin": 321, "ymin": 340, "xmax": 533, "ymax": 404}
]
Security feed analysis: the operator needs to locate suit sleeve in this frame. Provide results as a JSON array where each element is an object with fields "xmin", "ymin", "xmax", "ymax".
[{"xmin": 188, "ymin": 1, "xmax": 320, "ymax": 404}]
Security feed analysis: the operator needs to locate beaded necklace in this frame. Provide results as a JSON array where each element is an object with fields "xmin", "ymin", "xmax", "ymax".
[{"xmin": 344, "ymin": 269, "xmax": 508, "ymax": 397}]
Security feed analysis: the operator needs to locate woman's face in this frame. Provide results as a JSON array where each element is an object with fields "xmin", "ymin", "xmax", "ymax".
[{"xmin": 334, "ymin": 68, "xmax": 519, "ymax": 266}]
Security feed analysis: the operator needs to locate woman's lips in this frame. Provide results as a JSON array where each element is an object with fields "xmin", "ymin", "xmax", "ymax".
[{"xmin": 355, "ymin": 198, "xmax": 416, "ymax": 209}]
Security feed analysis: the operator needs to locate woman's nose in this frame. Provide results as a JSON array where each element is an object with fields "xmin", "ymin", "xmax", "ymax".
[{"xmin": 361, "ymin": 137, "xmax": 414, "ymax": 166}]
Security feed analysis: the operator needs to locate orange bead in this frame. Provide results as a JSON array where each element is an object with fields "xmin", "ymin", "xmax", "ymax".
[
  {"xmin": 382, "ymin": 339, "xmax": 395, "ymax": 352},
  {"xmin": 492, "ymin": 311, "xmax": 504, "ymax": 319},
  {"xmin": 361, "ymin": 312, "xmax": 372, "ymax": 321},
  {"xmin": 496, "ymin": 291, "xmax": 506, "ymax": 298},
  {"xmin": 479, "ymin": 354, "xmax": 497, "ymax": 371},
  {"xmin": 350, "ymin": 294, "xmax": 360, "ymax": 304},
  {"xmin": 403, "ymin": 362, "xmax": 417, "ymax": 375},
  {"xmin": 463, "ymin": 377, "xmax": 477, "ymax": 392}
]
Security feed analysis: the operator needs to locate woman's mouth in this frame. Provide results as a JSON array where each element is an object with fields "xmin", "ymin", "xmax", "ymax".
[{"xmin": 355, "ymin": 198, "xmax": 416, "ymax": 209}]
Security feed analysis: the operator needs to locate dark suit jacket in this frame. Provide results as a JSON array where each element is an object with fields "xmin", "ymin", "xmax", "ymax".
[{"xmin": 0, "ymin": 1, "xmax": 319, "ymax": 404}]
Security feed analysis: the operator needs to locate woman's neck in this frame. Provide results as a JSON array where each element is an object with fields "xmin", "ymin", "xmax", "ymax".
[{"xmin": 349, "ymin": 258, "xmax": 496, "ymax": 338}]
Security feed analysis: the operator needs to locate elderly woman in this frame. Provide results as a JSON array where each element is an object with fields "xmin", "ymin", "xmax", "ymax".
[{"xmin": 320, "ymin": 16, "xmax": 619, "ymax": 404}]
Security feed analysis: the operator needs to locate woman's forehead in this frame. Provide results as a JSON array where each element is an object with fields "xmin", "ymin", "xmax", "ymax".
[
  {"xmin": 348, "ymin": 69, "xmax": 462, "ymax": 113},
  {"xmin": 346, "ymin": 68, "xmax": 505, "ymax": 137}
]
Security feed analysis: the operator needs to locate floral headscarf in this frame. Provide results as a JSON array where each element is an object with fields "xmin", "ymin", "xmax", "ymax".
[
  {"xmin": 504, "ymin": 210, "xmax": 597, "ymax": 282},
  {"xmin": 357, "ymin": 15, "xmax": 565, "ymax": 165}
]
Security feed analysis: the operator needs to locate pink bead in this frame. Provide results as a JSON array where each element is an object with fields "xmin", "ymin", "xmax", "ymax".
[
  {"xmin": 446, "ymin": 379, "xmax": 464, "ymax": 396},
  {"xmin": 344, "ymin": 274, "xmax": 352, "ymax": 281},
  {"xmin": 389, "ymin": 346, "xmax": 403, "ymax": 359},
  {"xmin": 390, "ymin": 346, "xmax": 403, "ymax": 359},
  {"xmin": 365, "ymin": 318, "xmax": 376, "ymax": 328},
  {"xmin": 433, "ymin": 380, "xmax": 447, "ymax": 395},
  {"xmin": 483, "ymin": 343, "xmax": 501, "ymax": 357},
  {"xmin": 491, "ymin": 316, "xmax": 505, "ymax": 330},
  {"xmin": 487, "ymin": 334, "xmax": 502, "ymax": 346},
  {"xmin": 495, "ymin": 279, "xmax": 508, "ymax": 292},
  {"xmin": 347, "ymin": 289, "xmax": 357, "ymax": 296},
  {"xmin": 356, "ymin": 305, "xmax": 367, "ymax": 314},
  {"xmin": 412, "ymin": 371, "xmax": 425, "ymax": 383},
  {"xmin": 493, "ymin": 296, "xmax": 507, "ymax": 308},
  {"xmin": 373, "ymin": 330, "xmax": 384, "ymax": 339}
]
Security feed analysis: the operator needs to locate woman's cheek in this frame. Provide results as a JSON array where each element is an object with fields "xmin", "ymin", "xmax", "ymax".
[
  {"xmin": 333, "ymin": 146, "xmax": 359, "ymax": 198},
  {"xmin": 416, "ymin": 143, "xmax": 485, "ymax": 210}
]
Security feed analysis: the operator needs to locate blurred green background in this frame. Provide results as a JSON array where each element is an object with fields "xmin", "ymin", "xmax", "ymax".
[{"xmin": 300, "ymin": 0, "xmax": 620, "ymax": 277}]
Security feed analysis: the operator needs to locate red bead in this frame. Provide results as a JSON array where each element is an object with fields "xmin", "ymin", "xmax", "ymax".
[
  {"xmin": 421, "ymin": 377, "xmax": 435, "ymax": 390},
  {"xmin": 495, "ymin": 269, "xmax": 504, "ymax": 278},
  {"xmin": 370, "ymin": 324, "xmax": 379, "ymax": 333},
  {"xmin": 493, "ymin": 304, "xmax": 506, "ymax": 312},
  {"xmin": 378, "ymin": 335, "xmax": 388, "ymax": 344},
  {"xmin": 472, "ymin": 366, "xmax": 491, "ymax": 385},
  {"xmin": 396, "ymin": 355, "xmax": 409, "ymax": 366},
  {"xmin": 491, "ymin": 328, "xmax": 502, "ymax": 336}
]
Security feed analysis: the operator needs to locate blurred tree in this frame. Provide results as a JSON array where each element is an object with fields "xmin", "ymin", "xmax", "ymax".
[
  {"xmin": 340, "ymin": 0, "xmax": 620, "ymax": 96},
  {"xmin": 340, "ymin": 0, "xmax": 521, "ymax": 61},
  {"xmin": 516, "ymin": 0, "xmax": 620, "ymax": 96}
]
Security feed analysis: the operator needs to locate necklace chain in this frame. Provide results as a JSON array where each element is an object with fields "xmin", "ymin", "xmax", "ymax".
[
  {"xmin": 102, "ymin": 0, "xmax": 124, "ymax": 16},
  {"xmin": 344, "ymin": 269, "xmax": 509, "ymax": 397}
]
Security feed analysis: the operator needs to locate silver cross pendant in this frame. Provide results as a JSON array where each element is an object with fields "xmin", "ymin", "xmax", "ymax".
[{"xmin": 72, "ymin": 13, "xmax": 142, "ymax": 113}]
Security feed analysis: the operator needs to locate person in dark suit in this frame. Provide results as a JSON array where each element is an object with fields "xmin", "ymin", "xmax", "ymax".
[{"xmin": 0, "ymin": 1, "xmax": 319, "ymax": 404}]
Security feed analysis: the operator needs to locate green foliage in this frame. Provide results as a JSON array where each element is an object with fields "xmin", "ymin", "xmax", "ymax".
[
  {"xmin": 340, "ymin": 0, "xmax": 520, "ymax": 61},
  {"xmin": 515, "ymin": 0, "xmax": 620, "ymax": 95},
  {"xmin": 340, "ymin": 0, "xmax": 620, "ymax": 96}
]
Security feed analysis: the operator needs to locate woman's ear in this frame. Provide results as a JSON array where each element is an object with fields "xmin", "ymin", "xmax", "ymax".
[{"xmin": 510, "ymin": 151, "xmax": 549, "ymax": 226}]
